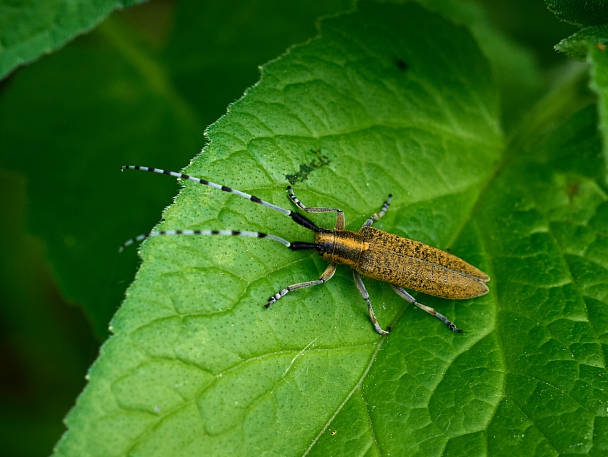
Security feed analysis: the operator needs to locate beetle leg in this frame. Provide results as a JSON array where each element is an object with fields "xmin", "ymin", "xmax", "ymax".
[
  {"xmin": 266, "ymin": 263, "xmax": 337, "ymax": 308},
  {"xmin": 352, "ymin": 271, "xmax": 390, "ymax": 335},
  {"xmin": 286, "ymin": 186, "xmax": 345, "ymax": 230},
  {"xmin": 361, "ymin": 194, "xmax": 392, "ymax": 228},
  {"xmin": 391, "ymin": 285, "xmax": 463, "ymax": 333}
]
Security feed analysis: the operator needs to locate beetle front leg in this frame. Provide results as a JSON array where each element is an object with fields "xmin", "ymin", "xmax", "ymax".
[
  {"xmin": 286, "ymin": 186, "xmax": 345, "ymax": 230},
  {"xmin": 266, "ymin": 263, "xmax": 337, "ymax": 307}
]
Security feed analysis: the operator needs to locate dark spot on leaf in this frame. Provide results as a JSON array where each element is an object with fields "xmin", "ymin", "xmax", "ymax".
[
  {"xmin": 566, "ymin": 182, "xmax": 580, "ymax": 201},
  {"xmin": 285, "ymin": 149, "xmax": 331, "ymax": 184},
  {"xmin": 395, "ymin": 59, "xmax": 408, "ymax": 71}
]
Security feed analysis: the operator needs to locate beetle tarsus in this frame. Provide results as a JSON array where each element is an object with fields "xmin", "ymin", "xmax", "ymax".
[{"xmin": 448, "ymin": 323, "xmax": 463, "ymax": 333}]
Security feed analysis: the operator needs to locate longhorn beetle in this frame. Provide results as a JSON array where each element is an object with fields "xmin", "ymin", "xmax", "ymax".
[{"xmin": 121, "ymin": 165, "xmax": 490, "ymax": 335}]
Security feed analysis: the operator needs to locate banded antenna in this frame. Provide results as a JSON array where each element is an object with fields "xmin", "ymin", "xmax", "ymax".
[{"xmin": 119, "ymin": 166, "xmax": 321, "ymax": 252}]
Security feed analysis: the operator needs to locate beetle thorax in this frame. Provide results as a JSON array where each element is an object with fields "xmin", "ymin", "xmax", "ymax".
[{"xmin": 314, "ymin": 230, "xmax": 367, "ymax": 268}]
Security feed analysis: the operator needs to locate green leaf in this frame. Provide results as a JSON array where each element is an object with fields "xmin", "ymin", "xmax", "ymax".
[
  {"xmin": 589, "ymin": 40, "xmax": 608, "ymax": 183},
  {"xmin": 555, "ymin": 24, "xmax": 608, "ymax": 60},
  {"xmin": 545, "ymin": 0, "xmax": 608, "ymax": 26},
  {"xmin": 558, "ymin": 27, "xmax": 608, "ymax": 182},
  {"xmin": 55, "ymin": 2, "xmax": 507, "ymax": 455},
  {"xmin": 482, "ymin": 103, "xmax": 607, "ymax": 455},
  {"xmin": 0, "ymin": 0, "xmax": 145, "ymax": 80}
]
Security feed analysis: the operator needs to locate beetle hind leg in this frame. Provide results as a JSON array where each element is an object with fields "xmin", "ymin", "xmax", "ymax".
[
  {"xmin": 391, "ymin": 285, "xmax": 463, "ymax": 333},
  {"xmin": 353, "ymin": 271, "xmax": 390, "ymax": 335}
]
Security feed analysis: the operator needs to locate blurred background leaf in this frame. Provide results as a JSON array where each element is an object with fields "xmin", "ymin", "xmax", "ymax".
[
  {"xmin": 545, "ymin": 0, "xmax": 608, "ymax": 26},
  {"xmin": 0, "ymin": 0, "xmax": 146, "ymax": 80}
]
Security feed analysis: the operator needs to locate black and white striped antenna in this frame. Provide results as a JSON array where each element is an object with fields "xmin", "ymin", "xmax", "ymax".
[{"xmin": 119, "ymin": 166, "xmax": 321, "ymax": 252}]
